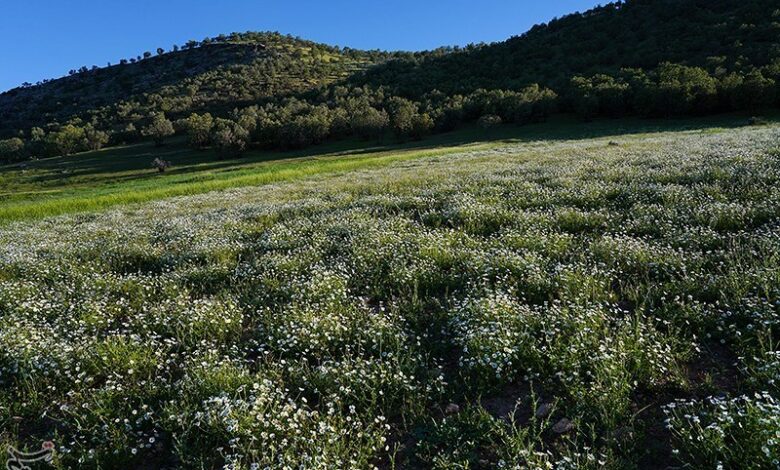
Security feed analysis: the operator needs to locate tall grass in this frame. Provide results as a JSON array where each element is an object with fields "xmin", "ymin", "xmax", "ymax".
[{"xmin": 0, "ymin": 143, "xmax": 497, "ymax": 223}]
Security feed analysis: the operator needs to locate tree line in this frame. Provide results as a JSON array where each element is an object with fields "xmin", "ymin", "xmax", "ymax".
[{"xmin": 3, "ymin": 59, "xmax": 779, "ymax": 164}]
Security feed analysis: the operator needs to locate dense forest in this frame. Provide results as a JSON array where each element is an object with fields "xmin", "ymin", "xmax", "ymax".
[{"xmin": 1, "ymin": 0, "xmax": 779, "ymax": 163}]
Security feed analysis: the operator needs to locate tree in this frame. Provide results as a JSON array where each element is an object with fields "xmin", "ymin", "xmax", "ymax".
[
  {"xmin": 26, "ymin": 127, "xmax": 46, "ymax": 157},
  {"xmin": 46, "ymin": 125, "xmax": 87, "ymax": 156},
  {"xmin": 639, "ymin": 63, "xmax": 718, "ymax": 116},
  {"xmin": 386, "ymin": 97, "xmax": 418, "ymax": 138},
  {"xmin": 279, "ymin": 108, "xmax": 332, "ymax": 149},
  {"xmin": 143, "ymin": 51, "xmax": 152, "ymax": 59},
  {"xmin": 184, "ymin": 113, "xmax": 214, "ymax": 149},
  {"xmin": 722, "ymin": 70, "xmax": 776, "ymax": 112},
  {"xmin": 0, "ymin": 138, "xmax": 25, "ymax": 162},
  {"xmin": 157, "ymin": 48, "xmax": 165, "ymax": 56},
  {"xmin": 142, "ymin": 114, "xmax": 175, "ymax": 146},
  {"xmin": 570, "ymin": 76, "xmax": 601, "ymax": 119},
  {"xmin": 211, "ymin": 119, "xmax": 250, "ymax": 159},
  {"xmin": 349, "ymin": 106, "xmax": 389, "ymax": 140},
  {"xmin": 84, "ymin": 125, "xmax": 110, "ymax": 151},
  {"xmin": 409, "ymin": 112, "xmax": 434, "ymax": 140}
]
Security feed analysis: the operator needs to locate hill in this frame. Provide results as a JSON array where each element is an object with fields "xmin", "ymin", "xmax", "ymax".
[
  {"xmin": 0, "ymin": 32, "xmax": 389, "ymax": 137},
  {"xmin": 1, "ymin": 0, "xmax": 779, "ymax": 163},
  {"xmin": 352, "ymin": 0, "xmax": 780, "ymax": 95}
]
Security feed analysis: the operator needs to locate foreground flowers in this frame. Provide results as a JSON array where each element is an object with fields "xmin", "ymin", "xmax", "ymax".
[{"xmin": 1, "ymin": 125, "xmax": 780, "ymax": 468}]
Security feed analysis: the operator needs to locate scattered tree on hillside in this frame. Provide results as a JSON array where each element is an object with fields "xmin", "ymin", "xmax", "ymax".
[
  {"xmin": 349, "ymin": 106, "xmax": 389, "ymax": 140},
  {"xmin": 387, "ymin": 97, "xmax": 419, "ymax": 139},
  {"xmin": 142, "ymin": 114, "xmax": 175, "ymax": 146},
  {"xmin": 721, "ymin": 70, "xmax": 776, "ymax": 113},
  {"xmin": 0, "ymin": 138, "xmax": 25, "ymax": 162},
  {"xmin": 84, "ymin": 125, "xmax": 110, "ymax": 151},
  {"xmin": 211, "ymin": 119, "xmax": 249, "ymax": 159},
  {"xmin": 46, "ymin": 125, "xmax": 87, "ymax": 156},
  {"xmin": 184, "ymin": 113, "xmax": 215, "ymax": 149},
  {"xmin": 409, "ymin": 112, "xmax": 434, "ymax": 140}
]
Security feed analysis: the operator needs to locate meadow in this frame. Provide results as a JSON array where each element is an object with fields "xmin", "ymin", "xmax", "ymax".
[
  {"xmin": 1, "ymin": 121, "xmax": 780, "ymax": 468},
  {"xmin": 0, "ymin": 115, "xmax": 757, "ymax": 224}
]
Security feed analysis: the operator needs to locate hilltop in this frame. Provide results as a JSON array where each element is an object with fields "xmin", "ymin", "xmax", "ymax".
[{"xmin": 0, "ymin": 32, "xmax": 389, "ymax": 136}]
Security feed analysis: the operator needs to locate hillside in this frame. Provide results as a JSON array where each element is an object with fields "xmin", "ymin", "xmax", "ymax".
[
  {"xmin": 0, "ymin": 32, "xmax": 388, "ymax": 136},
  {"xmin": 352, "ymin": 0, "xmax": 780, "ymax": 95},
  {"xmin": 1, "ymin": 0, "xmax": 779, "ymax": 163}
]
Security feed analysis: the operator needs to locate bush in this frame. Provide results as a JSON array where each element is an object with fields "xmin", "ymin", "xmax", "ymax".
[
  {"xmin": 477, "ymin": 114, "xmax": 502, "ymax": 130},
  {"xmin": 151, "ymin": 157, "xmax": 172, "ymax": 173}
]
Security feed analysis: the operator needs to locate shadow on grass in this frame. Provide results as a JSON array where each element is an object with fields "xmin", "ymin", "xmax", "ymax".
[{"xmin": 1, "ymin": 111, "xmax": 777, "ymax": 192}]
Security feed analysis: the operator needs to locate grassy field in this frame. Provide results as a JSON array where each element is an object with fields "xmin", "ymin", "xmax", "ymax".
[
  {"xmin": 0, "ymin": 113, "xmax": 768, "ymax": 223},
  {"xmin": 2, "ymin": 118, "xmax": 780, "ymax": 469}
]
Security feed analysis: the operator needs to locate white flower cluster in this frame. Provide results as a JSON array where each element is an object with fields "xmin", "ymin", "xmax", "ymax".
[{"xmin": 0, "ymin": 125, "xmax": 778, "ymax": 467}]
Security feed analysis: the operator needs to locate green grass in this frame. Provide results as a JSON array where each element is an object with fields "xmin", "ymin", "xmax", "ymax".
[
  {"xmin": 0, "ymin": 112, "xmax": 774, "ymax": 224},
  {"xmin": 2, "ymin": 120, "xmax": 780, "ymax": 468}
]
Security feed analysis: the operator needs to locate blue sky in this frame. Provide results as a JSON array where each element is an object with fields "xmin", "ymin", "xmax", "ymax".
[{"xmin": 0, "ymin": 1, "xmax": 603, "ymax": 92}]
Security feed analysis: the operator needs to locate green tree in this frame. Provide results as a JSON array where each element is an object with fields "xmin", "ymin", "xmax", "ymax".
[
  {"xmin": 722, "ymin": 70, "xmax": 776, "ymax": 112},
  {"xmin": 0, "ymin": 138, "xmax": 25, "ymax": 162},
  {"xmin": 349, "ymin": 106, "xmax": 389, "ymax": 140},
  {"xmin": 26, "ymin": 127, "xmax": 47, "ymax": 157},
  {"xmin": 570, "ymin": 75, "xmax": 627, "ymax": 119},
  {"xmin": 184, "ymin": 113, "xmax": 214, "ymax": 149},
  {"xmin": 409, "ymin": 112, "xmax": 434, "ymax": 140},
  {"xmin": 46, "ymin": 125, "xmax": 87, "ymax": 156},
  {"xmin": 142, "ymin": 114, "xmax": 175, "ymax": 146},
  {"xmin": 279, "ymin": 107, "xmax": 332, "ymax": 149},
  {"xmin": 641, "ymin": 63, "xmax": 718, "ymax": 116},
  {"xmin": 84, "ymin": 124, "xmax": 110, "ymax": 151},
  {"xmin": 211, "ymin": 119, "xmax": 250, "ymax": 159},
  {"xmin": 386, "ymin": 97, "xmax": 417, "ymax": 138}
]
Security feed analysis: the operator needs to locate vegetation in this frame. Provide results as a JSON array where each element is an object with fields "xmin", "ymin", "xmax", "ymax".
[
  {"xmin": 2, "ymin": 123, "xmax": 780, "ymax": 468},
  {"xmin": 2, "ymin": 0, "xmax": 780, "ymax": 164},
  {"xmin": 3, "ymin": 0, "xmax": 780, "ymax": 467},
  {"xmin": 141, "ymin": 113, "xmax": 175, "ymax": 146}
]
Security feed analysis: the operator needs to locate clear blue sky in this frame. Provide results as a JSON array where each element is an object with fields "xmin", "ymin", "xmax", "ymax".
[{"xmin": 1, "ymin": 1, "xmax": 604, "ymax": 92}]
